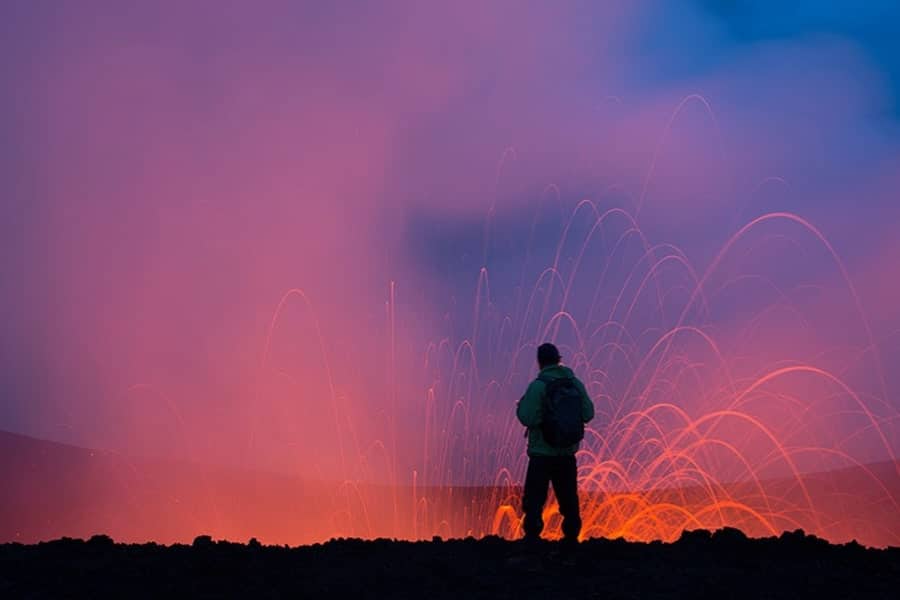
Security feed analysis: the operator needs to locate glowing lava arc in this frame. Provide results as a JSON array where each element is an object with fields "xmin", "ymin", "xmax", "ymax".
[{"xmin": 260, "ymin": 204, "xmax": 899, "ymax": 547}]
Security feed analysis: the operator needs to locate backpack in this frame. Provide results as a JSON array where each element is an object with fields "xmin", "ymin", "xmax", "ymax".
[{"xmin": 538, "ymin": 375, "xmax": 585, "ymax": 447}]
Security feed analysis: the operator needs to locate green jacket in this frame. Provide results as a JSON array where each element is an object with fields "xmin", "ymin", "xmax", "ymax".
[{"xmin": 516, "ymin": 365, "xmax": 595, "ymax": 456}]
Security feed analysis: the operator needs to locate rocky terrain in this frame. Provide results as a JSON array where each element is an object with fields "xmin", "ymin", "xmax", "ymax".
[{"xmin": 1, "ymin": 528, "xmax": 897, "ymax": 599}]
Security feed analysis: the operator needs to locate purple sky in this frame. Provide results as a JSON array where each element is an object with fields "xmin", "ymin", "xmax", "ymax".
[{"xmin": 1, "ymin": 1, "xmax": 898, "ymax": 481}]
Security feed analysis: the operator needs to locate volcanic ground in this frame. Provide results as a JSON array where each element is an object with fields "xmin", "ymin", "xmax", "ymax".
[{"xmin": 1, "ymin": 528, "xmax": 897, "ymax": 599}]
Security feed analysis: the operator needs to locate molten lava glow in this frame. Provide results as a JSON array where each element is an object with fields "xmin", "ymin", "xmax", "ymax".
[{"xmin": 263, "ymin": 203, "xmax": 897, "ymax": 548}]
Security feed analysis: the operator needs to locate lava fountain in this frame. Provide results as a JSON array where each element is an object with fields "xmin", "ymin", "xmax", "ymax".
[{"xmin": 259, "ymin": 196, "xmax": 899, "ymax": 548}]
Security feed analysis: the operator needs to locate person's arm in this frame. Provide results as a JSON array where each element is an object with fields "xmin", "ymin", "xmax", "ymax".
[
  {"xmin": 516, "ymin": 380, "xmax": 544, "ymax": 427},
  {"xmin": 574, "ymin": 377, "xmax": 594, "ymax": 423}
]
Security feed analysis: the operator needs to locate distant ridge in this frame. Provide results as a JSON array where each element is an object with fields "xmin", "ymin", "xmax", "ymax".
[{"xmin": 2, "ymin": 430, "xmax": 898, "ymax": 546}]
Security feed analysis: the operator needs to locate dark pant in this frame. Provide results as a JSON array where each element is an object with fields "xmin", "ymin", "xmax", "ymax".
[{"xmin": 522, "ymin": 454, "xmax": 582, "ymax": 541}]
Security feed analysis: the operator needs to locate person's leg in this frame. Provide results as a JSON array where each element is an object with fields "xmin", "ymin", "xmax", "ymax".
[
  {"xmin": 550, "ymin": 455, "xmax": 582, "ymax": 542},
  {"xmin": 522, "ymin": 456, "xmax": 551, "ymax": 540}
]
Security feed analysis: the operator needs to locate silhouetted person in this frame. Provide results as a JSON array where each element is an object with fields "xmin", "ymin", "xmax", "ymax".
[{"xmin": 516, "ymin": 342, "xmax": 594, "ymax": 544}]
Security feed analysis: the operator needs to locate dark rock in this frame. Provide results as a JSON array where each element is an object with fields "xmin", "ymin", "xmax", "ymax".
[
  {"xmin": 88, "ymin": 534, "xmax": 114, "ymax": 547},
  {"xmin": 780, "ymin": 528, "xmax": 807, "ymax": 542},
  {"xmin": 712, "ymin": 526, "xmax": 748, "ymax": 544},
  {"xmin": 0, "ymin": 532, "xmax": 896, "ymax": 598},
  {"xmin": 678, "ymin": 528, "xmax": 712, "ymax": 544}
]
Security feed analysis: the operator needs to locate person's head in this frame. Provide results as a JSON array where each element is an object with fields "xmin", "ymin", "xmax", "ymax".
[{"xmin": 537, "ymin": 342, "xmax": 561, "ymax": 369}]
